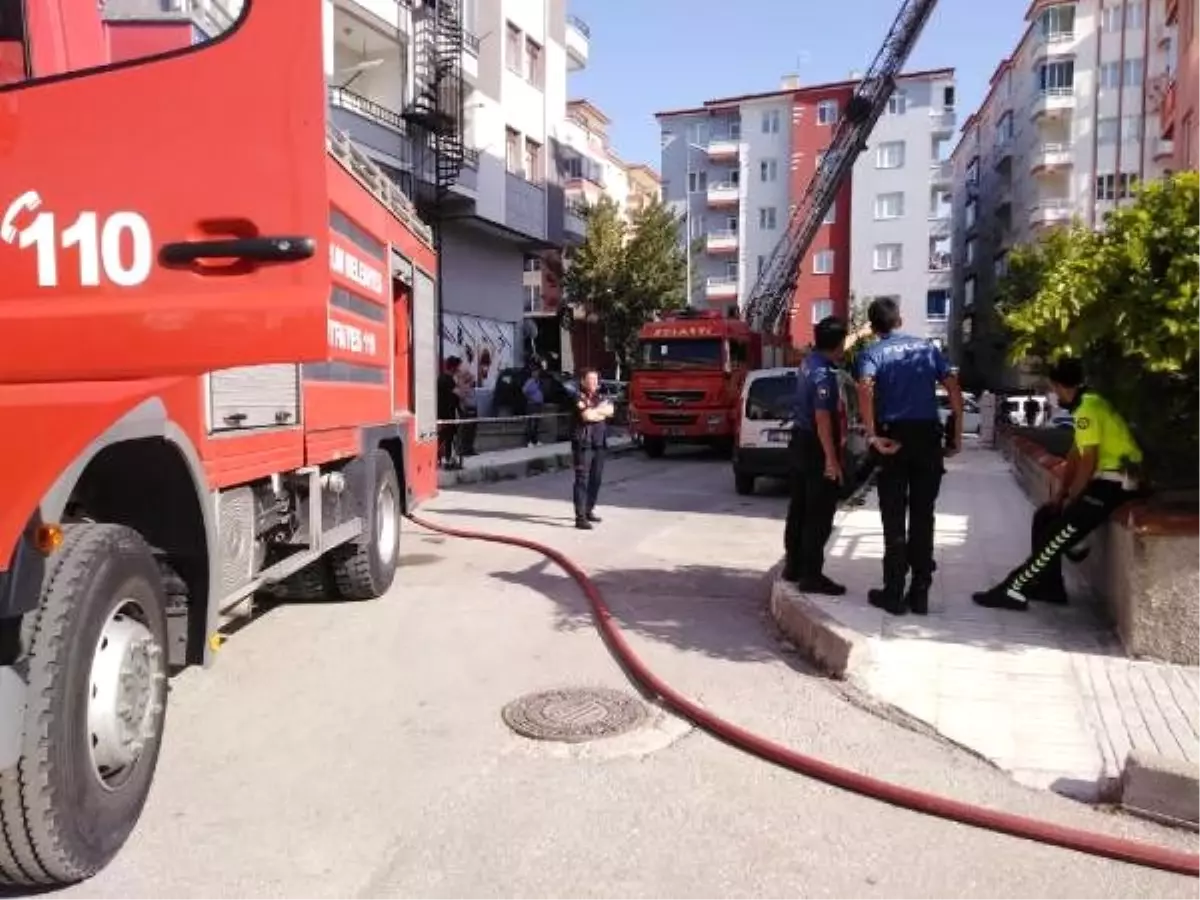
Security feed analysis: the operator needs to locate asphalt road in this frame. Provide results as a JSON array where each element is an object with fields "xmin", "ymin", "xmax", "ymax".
[{"xmin": 41, "ymin": 450, "xmax": 1197, "ymax": 898}]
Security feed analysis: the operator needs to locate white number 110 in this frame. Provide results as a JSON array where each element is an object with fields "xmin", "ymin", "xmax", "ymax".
[{"xmin": 19, "ymin": 211, "xmax": 153, "ymax": 288}]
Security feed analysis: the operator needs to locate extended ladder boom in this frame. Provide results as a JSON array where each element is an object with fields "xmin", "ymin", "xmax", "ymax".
[{"xmin": 744, "ymin": 0, "xmax": 940, "ymax": 333}]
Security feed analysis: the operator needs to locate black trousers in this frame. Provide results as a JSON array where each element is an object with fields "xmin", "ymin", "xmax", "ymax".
[
  {"xmin": 875, "ymin": 420, "xmax": 944, "ymax": 592},
  {"xmin": 458, "ymin": 409, "xmax": 478, "ymax": 455},
  {"xmin": 437, "ymin": 422, "xmax": 458, "ymax": 463},
  {"xmin": 1005, "ymin": 479, "xmax": 1133, "ymax": 596},
  {"xmin": 572, "ymin": 441, "xmax": 604, "ymax": 519},
  {"xmin": 783, "ymin": 430, "xmax": 841, "ymax": 579},
  {"xmin": 525, "ymin": 402, "xmax": 543, "ymax": 445}
]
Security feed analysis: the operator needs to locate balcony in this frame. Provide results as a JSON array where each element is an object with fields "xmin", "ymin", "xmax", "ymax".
[
  {"xmin": 928, "ymin": 251, "xmax": 952, "ymax": 273},
  {"xmin": 1029, "ymin": 198, "xmax": 1073, "ymax": 227},
  {"xmin": 992, "ymin": 137, "xmax": 1014, "ymax": 169},
  {"xmin": 929, "ymin": 160, "xmax": 953, "ymax": 185},
  {"xmin": 706, "ymin": 135, "xmax": 741, "ymax": 159},
  {"xmin": 566, "ymin": 14, "xmax": 590, "ymax": 70},
  {"xmin": 929, "ymin": 108, "xmax": 956, "ymax": 135},
  {"xmin": 1161, "ymin": 79, "xmax": 1177, "ymax": 140},
  {"xmin": 1154, "ymin": 138, "xmax": 1176, "ymax": 160},
  {"xmin": 1033, "ymin": 30, "xmax": 1078, "ymax": 61},
  {"xmin": 1166, "ymin": 0, "xmax": 1179, "ymax": 25},
  {"xmin": 1030, "ymin": 87, "xmax": 1075, "ymax": 121},
  {"xmin": 461, "ymin": 30, "xmax": 480, "ymax": 81},
  {"xmin": 564, "ymin": 202, "xmax": 587, "ymax": 245},
  {"xmin": 1030, "ymin": 141, "xmax": 1073, "ymax": 173},
  {"xmin": 705, "ymin": 276, "xmax": 738, "ymax": 301},
  {"xmin": 927, "ymin": 214, "xmax": 952, "ymax": 237},
  {"xmin": 706, "ymin": 230, "xmax": 739, "ymax": 253},
  {"xmin": 506, "ymin": 173, "xmax": 547, "ymax": 242},
  {"xmin": 706, "ymin": 182, "xmax": 739, "ymax": 207}
]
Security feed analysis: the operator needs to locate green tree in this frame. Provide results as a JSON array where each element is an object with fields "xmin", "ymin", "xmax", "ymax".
[
  {"xmin": 563, "ymin": 196, "xmax": 688, "ymax": 375},
  {"xmin": 999, "ymin": 172, "xmax": 1200, "ymax": 487}
]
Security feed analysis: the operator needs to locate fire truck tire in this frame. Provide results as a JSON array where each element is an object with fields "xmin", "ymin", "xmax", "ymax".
[
  {"xmin": 330, "ymin": 450, "xmax": 401, "ymax": 601},
  {"xmin": 734, "ymin": 471, "xmax": 756, "ymax": 495},
  {"xmin": 265, "ymin": 562, "xmax": 335, "ymax": 602},
  {"xmin": 0, "ymin": 524, "xmax": 168, "ymax": 888},
  {"xmin": 643, "ymin": 438, "xmax": 666, "ymax": 459}
]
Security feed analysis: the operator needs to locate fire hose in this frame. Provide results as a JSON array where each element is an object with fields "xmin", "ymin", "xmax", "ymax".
[{"xmin": 407, "ymin": 511, "xmax": 1199, "ymax": 878}]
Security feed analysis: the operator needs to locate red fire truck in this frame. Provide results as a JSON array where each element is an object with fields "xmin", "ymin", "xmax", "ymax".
[
  {"xmin": 628, "ymin": 309, "xmax": 795, "ymax": 458},
  {"xmin": 0, "ymin": 1, "xmax": 443, "ymax": 886}
]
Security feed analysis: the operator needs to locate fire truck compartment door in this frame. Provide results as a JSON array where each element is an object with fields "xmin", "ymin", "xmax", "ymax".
[{"xmin": 0, "ymin": 3, "xmax": 330, "ymax": 384}]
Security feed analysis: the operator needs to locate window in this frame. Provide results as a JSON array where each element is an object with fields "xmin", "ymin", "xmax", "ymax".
[
  {"xmin": 523, "ymin": 284, "xmax": 543, "ymax": 313},
  {"xmin": 811, "ymin": 299, "xmax": 835, "ymax": 323},
  {"xmin": 873, "ymin": 244, "xmax": 902, "ymax": 270},
  {"xmin": 505, "ymin": 127, "xmax": 521, "ymax": 174},
  {"xmin": 813, "ymin": 250, "xmax": 835, "ymax": 274},
  {"xmin": 687, "ymin": 170, "xmax": 708, "ymax": 193},
  {"xmin": 688, "ymin": 121, "xmax": 709, "ymax": 146},
  {"xmin": 524, "ymin": 38, "xmax": 543, "ymax": 87},
  {"xmin": 876, "ymin": 140, "xmax": 906, "ymax": 168},
  {"xmin": 505, "ymin": 22, "xmax": 522, "ymax": 73},
  {"xmin": 817, "ymin": 99, "xmax": 838, "ymax": 125},
  {"xmin": 726, "ymin": 215, "xmax": 739, "ymax": 232},
  {"xmin": 524, "ymin": 138, "xmax": 542, "ymax": 182},
  {"xmin": 994, "ymin": 253, "xmax": 1009, "ymax": 279},
  {"xmin": 757, "ymin": 255, "xmax": 766, "ymax": 277},
  {"xmin": 966, "ymin": 239, "xmax": 976, "ymax": 265},
  {"xmin": 1101, "ymin": 5, "xmax": 1120, "ymax": 31},
  {"xmin": 1037, "ymin": 60, "xmax": 1075, "ymax": 92},
  {"xmin": 761, "ymin": 109, "xmax": 781, "ymax": 134},
  {"xmin": 997, "ymin": 111, "xmax": 1014, "ymax": 142},
  {"xmin": 759, "ymin": 207, "xmax": 777, "ymax": 229},
  {"xmin": 760, "ymin": 158, "xmax": 778, "ymax": 182},
  {"xmin": 1126, "ymin": 1, "xmax": 1144, "ymax": 28},
  {"xmin": 1039, "ymin": 4, "xmax": 1076, "ymax": 37},
  {"xmin": 1097, "ymin": 116, "xmax": 1119, "ymax": 143},
  {"xmin": 1123, "ymin": 59, "xmax": 1144, "ymax": 87},
  {"xmin": 874, "ymin": 192, "xmax": 905, "ymax": 219},
  {"xmin": 523, "ymin": 254, "xmax": 542, "ymax": 272},
  {"xmin": 964, "ymin": 277, "xmax": 976, "ymax": 308},
  {"xmin": 942, "ymin": 85, "xmax": 955, "ymax": 108},
  {"xmin": 1095, "ymin": 172, "xmax": 1139, "ymax": 200},
  {"xmin": 724, "ymin": 260, "xmax": 739, "ymax": 279},
  {"xmin": 822, "ymin": 204, "xmax": 836, "ymax": 225},
  {"xmin": 926, "ymin": 290, "xmax": 949, "ymax": 320},
  {"xmin": 965, "ymin": 200, "xmax": 977, "ymax": 228},
  {"xmin": 1121, "ymin": 114, "xmax": 1143, "ymax": 142},
  {"xmin": 887, "ymin": 91, "xmax": 907, "ymax": 115}
]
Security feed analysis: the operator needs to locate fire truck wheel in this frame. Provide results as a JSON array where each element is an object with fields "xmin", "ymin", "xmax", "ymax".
[
  {"xmin": 265, "ymin": 561, "xmax": 335, "ymax": 602},
  {"xmin": 330, "ymin": 450, "xmax": 401, "ymax": 601},
  {"xmin": 0, "ymin": 524, "xmax": 168, "ymax": 888},
  {"xmin": 643, "ymin": 438, "xmax": 666, "ymax": 459}
]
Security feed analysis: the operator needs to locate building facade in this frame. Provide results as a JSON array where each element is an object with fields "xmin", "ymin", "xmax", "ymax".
[
  {"xmin": 657, "ymin": 69, "xmax": 957, "ymax": 349},
  {"xmin": 949, "ymin": 0, "xmax": 1179, "ymax": 389},
  {"xmin": 1157, "ymin": 0, "xmax": 1199, "ymax": 170}
]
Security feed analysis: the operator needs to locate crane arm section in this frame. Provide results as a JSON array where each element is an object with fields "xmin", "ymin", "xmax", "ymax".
[{"xmin": 744, "ymin": 0, "xmax": 941, "ymax": 333}]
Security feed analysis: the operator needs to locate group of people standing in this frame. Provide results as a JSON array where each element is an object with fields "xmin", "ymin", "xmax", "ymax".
[
  {"xmin": 783, "ymin": 296, "xmax": 1143, "ymax": 616},
  {"xmin": 436, "ymin": 355, "xmax": 477, "ymax": 468}
]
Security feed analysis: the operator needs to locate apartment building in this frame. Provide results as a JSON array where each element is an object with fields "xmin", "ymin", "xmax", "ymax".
[
  {"xmin": 625, "ymin": 164, "xmax": 664, "ymax": 215},
  {"xmin": 1157, "ymin": 0, "xmax": 1198, "ymax": 170},
  {"xmin": 657, "ymin": 68, "xmax": 957, "ymax": 348},
  {"xmin": 324, "ymin": 0, "xmax": 588, "ymax": 400},
  {"xmin": 949, "ymin": 0, "xmax": 1178, "ymax": 389}
]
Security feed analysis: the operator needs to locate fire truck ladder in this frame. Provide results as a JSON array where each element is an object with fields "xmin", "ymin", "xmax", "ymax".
[
  {"xmin": 407, "ymin": 0, "xmax": 467, "ymax": 197},
  {"xmin": 744, "ymin": 0, "xmax": 940, "ymax": 334}
]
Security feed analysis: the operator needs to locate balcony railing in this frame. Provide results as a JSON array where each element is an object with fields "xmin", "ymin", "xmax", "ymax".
[
  {"xmin": 1030, "ymin": 198, "xmax": 1073, "ymax": 225},
  {"xmin": 706, "ymin": 276, "xmax": 738, "ymax": 296},
  {"xmin": 1030, "ymin": 141, "xmax": 1073, "ymax": 171},
  {"xmin": 928, "ymin": 252, "xmax": 952, "ymax": 272},
  {"xmin": 706, "ymin": 182, "xmax": 739, "ymax": 204},
  {"xmin": 706, "ymin": 135, "xmax": 741, "ymax": 155},
  {"xmin": 567, "ymin": 13, "xmax": 591, "ymax": 38},
  {"xmin": 464, "ymin": 30, "xmax": 481, "ymax": 54},
  {"xmin": 929, "ymin": 108, "xmax": 956, "ymax": 131},
  {"xmin": 329, "ymin": 86, "xmax": 407, "ymax": 135},
  {"xmin": 929, "ymin": 160, "xmax": 953, "ymax": 181},
  {"xmin": 706, "ymin": 229, "xmax": 740, "ymax": 246}
]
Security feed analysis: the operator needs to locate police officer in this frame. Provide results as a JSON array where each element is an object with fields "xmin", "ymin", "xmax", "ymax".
[
  {"xmin": 783, "ymin": 316, "xmax": 849, "ymax": 595},
  {"xmin": 856, "ymin": 297, "xmax": 963, "ymax": 616},
  {"xmin": 974, "ymin": 358, "xmax": 1142, "ymax": 610},
  {"xmin": 571, "ymin": 369, "xmax": 614, "ymax": 530}
]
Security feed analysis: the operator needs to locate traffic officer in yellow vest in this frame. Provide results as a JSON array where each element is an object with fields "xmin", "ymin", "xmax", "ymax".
[{"xmin": 974, "ymin": 357, "xmax": 1143, "ymax": 611}]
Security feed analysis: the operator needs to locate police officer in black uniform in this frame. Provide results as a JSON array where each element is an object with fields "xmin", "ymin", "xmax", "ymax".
[
  {"xmin": 571, "ymin": 369, "xmax": 614, "ymax": 530},
  {"xmin": 783, "ymin": 316, "xmax": 849, "ymax": 595},
  {"xmin": 855, "ymin": 298, "xmax": 963, "ymax": 616}
]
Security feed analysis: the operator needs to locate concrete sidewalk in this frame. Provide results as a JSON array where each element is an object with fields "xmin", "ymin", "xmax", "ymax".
[
  {"xmin": 771, "ymin": 445, "xmax": 1199, "ymax": 816},
  {"xmin": 438, "ymin": 433, "xmax": 638, "ymax": 488}
]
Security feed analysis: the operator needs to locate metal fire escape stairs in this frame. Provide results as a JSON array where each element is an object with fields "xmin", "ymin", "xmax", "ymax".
[
  {"xmin": 406, "ymin": 0, "xmax": 467, "ymax": 200},
  {"xmin": 744, "ymin": 0, "xmax": 941, "ymax": 335}
]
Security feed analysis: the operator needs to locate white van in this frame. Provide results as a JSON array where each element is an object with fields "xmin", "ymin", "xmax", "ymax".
[{"xmin": 732, "ymin": 366, "xmax": 869, "ymax": 496}]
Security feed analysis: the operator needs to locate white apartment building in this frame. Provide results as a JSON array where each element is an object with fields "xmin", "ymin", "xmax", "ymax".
[
  {"xmin": 949, "ymin": 0, "xmax": 1176, "ymax": 388},
  {"xmin": 657, "ymin": 69, "xmax": 958, "ymax": 337},
  {"xmin": 324, "ymin": 0, "xmax": 589, "ymax": 399}
]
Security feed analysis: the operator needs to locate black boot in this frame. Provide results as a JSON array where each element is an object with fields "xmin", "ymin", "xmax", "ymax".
[
  {"xmin": 868, "ymin": 587, "xmax": 907, "ymax": 616},
  {"xmin": 797, "ymin": 574, "xmax": 847, "ymax": 596},
  {"xmin": 905, "ymin": 584, "xmax": 930, "ymax": 616}
]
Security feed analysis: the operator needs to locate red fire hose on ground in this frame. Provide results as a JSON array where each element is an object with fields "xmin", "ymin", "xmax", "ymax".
[{"xmin": 407, "ymin": 512, "xmax": 1199, "ymax": 879}]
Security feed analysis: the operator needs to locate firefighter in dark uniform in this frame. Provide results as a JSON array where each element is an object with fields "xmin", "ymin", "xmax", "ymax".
[
  {"xmin": 974, "ymin": 357, "xmax": 1143, "ymax": 610},
  {"xmin": 783, "ymin": 316, "xmax": 849, "ymax": 595},
  {"xmin": 571, "ymin": 368, "xmax": 614, "ymax": 530},
  {"xmin": 856, "ymin": 297, "xmax": 963, "ymax": 616}
]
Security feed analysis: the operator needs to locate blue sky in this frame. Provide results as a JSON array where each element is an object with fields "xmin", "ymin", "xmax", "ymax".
[{"xmin": 565, "ymin": 0, "xmax": 1032, "ymax": 168}]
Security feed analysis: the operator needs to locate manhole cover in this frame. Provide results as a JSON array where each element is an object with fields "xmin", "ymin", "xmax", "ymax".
[{"xmin": 501, "ymin": 687, "xmax": 648, "ymax": 743}]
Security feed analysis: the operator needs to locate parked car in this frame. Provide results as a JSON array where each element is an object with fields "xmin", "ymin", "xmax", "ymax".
[
  {"xmin": 731, "ymin": 367, "xmax": 871, "ymax": 497},
  {"xmin": 937, "ymin": 390, "xmax": 982, "ymax": 435}
]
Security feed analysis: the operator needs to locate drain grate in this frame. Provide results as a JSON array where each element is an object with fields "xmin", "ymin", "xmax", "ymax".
[{"xmin": 502, "ymin": 687, "xmax": 648, "ymax": 743}]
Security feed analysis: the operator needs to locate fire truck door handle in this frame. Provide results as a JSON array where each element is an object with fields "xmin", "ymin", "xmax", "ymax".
[{"xmin": 160, "ymin": 236, "xmax": 316, "ymax": 265}]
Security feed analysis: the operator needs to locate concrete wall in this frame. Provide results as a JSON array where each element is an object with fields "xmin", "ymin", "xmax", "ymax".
[
  {"xmin": 740, "ymin": 96, "xmax": 794, "ymax": 302},
  {"xmin": 851, "ymin": 74, "xmax": 955, "ymax": 341},
  {"xmin": 441, "ymin": 221, "xmax": 525, "ymax": 345}
]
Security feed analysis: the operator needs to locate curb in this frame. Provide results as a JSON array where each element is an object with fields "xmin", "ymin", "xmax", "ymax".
[
  {"xmin": 1121, "ymin": 749, "xmax": 1200, "ymax": 830},
  {"xmin": 767, "ymin": 562, "xmax": 872, "ymax": 682},
  {"xmin": 439, "ymin": 439, "xmax": 639, "ymax": 488}
]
